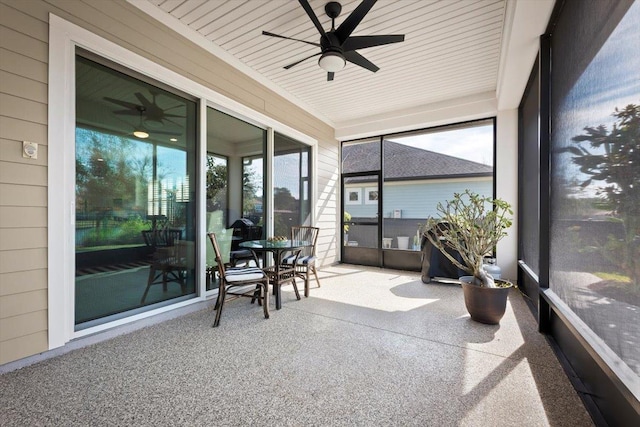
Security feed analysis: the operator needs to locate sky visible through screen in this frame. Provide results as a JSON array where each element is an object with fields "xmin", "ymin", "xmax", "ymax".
[
  {"xmin": 388, "ymin": 124, "xmax": 494, "ymax": 167},
  {"xmin": 558, "ymin": 2, "xmax": 640, "ymax": 197}
]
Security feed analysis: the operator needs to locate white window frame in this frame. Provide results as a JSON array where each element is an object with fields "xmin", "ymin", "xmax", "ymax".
[
  {"xmin": 345, "ymin": 188, "xmax": 362, "ymax": 205},
  {"xmin": 364, "ymin": 187, "xmax": 379, "ymax": 205},
  {"xmin": 48, "ymin": 14, "xmax": 317, "ymax": 349}
]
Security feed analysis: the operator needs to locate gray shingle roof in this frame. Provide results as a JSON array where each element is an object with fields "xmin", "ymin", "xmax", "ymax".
[{"xmin": 343, "ymin": 140, "xmax": 492, "ymax": 182}]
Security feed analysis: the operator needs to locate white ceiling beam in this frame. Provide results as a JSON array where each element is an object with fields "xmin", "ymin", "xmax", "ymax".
[
  {"xmin": 335, "ymin": 91, "xmax": 497, "ymax": 140},
  {"xmin": 496, "ymin": 0, "xmax": 555, "ymax": 110}
]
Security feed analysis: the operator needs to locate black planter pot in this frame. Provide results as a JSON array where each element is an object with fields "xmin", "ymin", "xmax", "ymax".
[{"xmin": 460, "ymin": 278, "xmax": 513, "ymax": 325}]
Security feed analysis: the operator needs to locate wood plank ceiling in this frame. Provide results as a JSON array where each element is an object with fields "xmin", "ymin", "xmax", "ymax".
[{"xmin": 145, "ymin": 0, "xmax": 507, "ymax": 127}]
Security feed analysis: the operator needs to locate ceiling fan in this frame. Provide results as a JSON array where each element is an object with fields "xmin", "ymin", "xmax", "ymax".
[
  {"xmin": 104, "ymin": 90, "xmax": 185, "ymax": 128},
  {"xmin": 263, "ymin": 0, "xmax": 405, "ymax": 81},
  {"xmin": 109, "ymin": 105, "xmax": 182, "ymax": 139}
]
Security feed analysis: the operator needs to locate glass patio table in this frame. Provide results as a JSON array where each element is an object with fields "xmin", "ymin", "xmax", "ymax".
[{"xmin": 239, "ymin": 239, "xmax": 310, "ymax": 309}]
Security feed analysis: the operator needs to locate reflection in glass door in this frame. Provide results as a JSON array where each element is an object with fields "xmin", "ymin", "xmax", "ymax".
[
  {"xmin": 205, "ymin": 107, "xmax": 267, "ymax": 290},
  {"xmin": 75, "ymin": 53, "xmax": 197, "ymax": 328},
  {"xmin": 274, "ymin": 132, "xmax": 311, "ymax": 237}
]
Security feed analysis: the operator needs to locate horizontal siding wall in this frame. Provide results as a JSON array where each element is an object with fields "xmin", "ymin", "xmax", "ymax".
[
  {"xmin": 316, "ymin": 139, "xmax": 339, "ymax": 266},
  {"xmin": 0, "ymin": 0, "xmax": 339, "ymax": 365},
  {"xmin": 383, "ymin": 179, "xmax": 493, "ymax": 218},
  {"xmin": 344, "ymin": 179, "xmax": 493, "ymax": 218},
  {"xmin": 0, "ymin": 0, "xmax": 50, "ymax": 364}
]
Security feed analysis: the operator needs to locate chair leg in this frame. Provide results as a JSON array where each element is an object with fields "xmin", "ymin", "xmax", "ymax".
[
  {"xmin": 261, "ymin": 281, "xmax": 270, "ymax": 319},
  {"xmin": 178, "ymin": 270, "xmax": 187, "ymax": 294},
  {"xmin": 141, "ymin": 266, "xmax": 156, "ymax": 304},
  {"xmin": 251, "ymin": 284, "xmax": 262, "ymax": 305},
  {"xmin": 304, "ymin": 267, "xmax": 310, "ymax": 298},
  {"xmin": 292, "ymin": 278, "xmax": 301, "ymax": 300},
  {"xmin": 162, "ymin": 269, "xmax": 168, "ymax": 292},
  {"xmin": 213, "ymin": 287, "xmax": 225, "ymax": 327},
  {"xmin": 312, "ymin": 265, "xmax": 321, "ymax": 288}
]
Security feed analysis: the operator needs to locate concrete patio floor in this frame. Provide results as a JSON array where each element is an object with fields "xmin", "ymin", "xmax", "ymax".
[{"xmin": 0, "ymin": 265, "xmax": 593, "ymax": 426}]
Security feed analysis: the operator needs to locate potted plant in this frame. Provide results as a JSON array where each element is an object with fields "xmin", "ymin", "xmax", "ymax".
[
  {"xmin": 422, "ymin": 190, "xmax": 514, "ymax": 324},
  {"xmin": 343, "ymin": 211, "xmax": 351, "ymax": 245}
]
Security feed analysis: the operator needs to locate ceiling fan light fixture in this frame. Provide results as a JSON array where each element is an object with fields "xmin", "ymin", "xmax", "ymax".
[
  {"xmin": 319, "ymin": 51, "xmax": 345, "ymax": 72},
  {"xmin": 133, "ymin": 129, "xmax": 149, "ymax": 139}
]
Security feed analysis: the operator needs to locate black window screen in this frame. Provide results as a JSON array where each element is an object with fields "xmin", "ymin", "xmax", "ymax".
[
  {"xmin": 549, "ymin": 0, "xmax": 639, "ymax": 387},
  {"xmin": 519, "ymin": 57, "xmax": 540, "ymax": 276}
]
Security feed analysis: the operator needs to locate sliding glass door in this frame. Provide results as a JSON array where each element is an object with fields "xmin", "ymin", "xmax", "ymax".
[
  {"xmin": 74, "ymin": 54, "xmax": 313, "ymax": 326},
  {"xmin": 75, "ymin": 52, "xmax": 197, "ymax": 328},
  {"xmin": 273, "ymin": 132, "xmax": 312, "ymax": 237}
]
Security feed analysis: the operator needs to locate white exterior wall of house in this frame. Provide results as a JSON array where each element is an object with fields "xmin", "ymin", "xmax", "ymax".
[
  {"xmin": 345, "ymin": 177, "xmax": 492, "ymax": 219},
  {"xmin": 0, "ymin": 0, "xmax": 338, "ymax": 365}
]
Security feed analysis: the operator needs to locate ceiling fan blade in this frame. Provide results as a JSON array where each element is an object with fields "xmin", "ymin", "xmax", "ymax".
[
  {"xmin": 162, "ymin": 113, "xmax": 186, "ymax": 119},
  {"xmin": 134, "ymin": 92, "xmax": 152, "ymax": 109},
  {"xmin": 104, "ymin": 97, "xmax": 139, "ymax": 110},
  {"xmin": 343, "ymin": 34, "xmax": 405, "ymax": 52},
  {"xmin": 335, "ymin": 0, "xmax": 377, "ymax": 44},
  {"xmin": 284, "ymin": 52, "xmax": 321, "ymax": 70},
  {"xmin": 158, "ymin": 117, "xmax": 183, "ymax": 127},
  {"xmin": 298, "ymin": 0, "xmax": 326, "ymax": 37},
  {"xmin": 163, "ymin": 104, "xmax": 185, "ymax": 112},
  {"xmin": 327, "ymin": 72, "xmax": 334, "ymax": 81},
  {"xmin": 262, "ymin": 31, "xmax": 321, "ymax": 48},
  {"xmin": 344, "ymin": 50, "xmax": 379, "ymax": 73},
  {"xmin": 112, "ymin": 109, "xmax": 139, "ymax": 116}
]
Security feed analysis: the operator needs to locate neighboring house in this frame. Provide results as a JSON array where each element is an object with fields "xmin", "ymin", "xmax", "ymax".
[{"xmin": 343, "ymin": 140, "xmax": 493, "ymax": 219}]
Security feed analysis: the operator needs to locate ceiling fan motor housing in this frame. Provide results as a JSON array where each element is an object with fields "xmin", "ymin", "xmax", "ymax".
[{"xmin": 321, "ymin": 32, "xmax": 343, "ymax": 52}]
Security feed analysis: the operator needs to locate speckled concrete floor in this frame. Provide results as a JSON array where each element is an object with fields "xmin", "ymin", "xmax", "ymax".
[{"xmin": 0, "ymin": 265, "xmax": 593, "ymax": 426}]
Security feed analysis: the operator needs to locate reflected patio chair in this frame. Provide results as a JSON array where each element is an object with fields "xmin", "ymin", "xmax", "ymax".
[
  {"xmin": 206, "ymin": 211, "xmax": 233, "ymax": 287},
  {"xmin": 141, "ymin": 233, "xmax": 191, "ymax": 304},
  {"xmin": 208, "ymin": 232, "xmax": 269, "ymax": 327},
  {"xmin": 141, "ymin": 228, "xmax": 182, "ymax": 249},
  {"xmin": 282, "ymin": 226, "xmax": 320, "ymax": 297}
]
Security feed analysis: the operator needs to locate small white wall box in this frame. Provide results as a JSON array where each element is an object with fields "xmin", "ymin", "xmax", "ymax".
[
  {"xmin": 393, "ymin": 209, "xmax": 402, "ymax": 218},
  {"xmin": 23, "ymin": 141, "xmax": 38, "ymax": 159}
]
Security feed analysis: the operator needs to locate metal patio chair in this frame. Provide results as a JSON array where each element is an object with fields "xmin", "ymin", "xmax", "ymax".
[
  {"xmin": 282, "ymin": 226, "xmax": 320, "ymax": 297},
  {"xmin": 208, "ymin": 232, "xmax": 269, "ymax": 327}
]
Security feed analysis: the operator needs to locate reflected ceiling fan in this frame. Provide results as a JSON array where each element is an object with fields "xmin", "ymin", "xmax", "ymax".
[
  {"xmin": 104, "ymin": 90, "xmax": 184, "ymax": 139},
  {"xmin": 110, "ymin": 105, "xmax": 182, "ymax": 139},
  {"xmin": 263, "ymin": 0, "xmax": 405, "ymax": 81},
  {"xmin": 133, "ymin": 106, "xmax": 182, "ymax": 139},
  {"xmin": 104, "ymin": 90, "xmax": 185, "ymax": 128}
]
